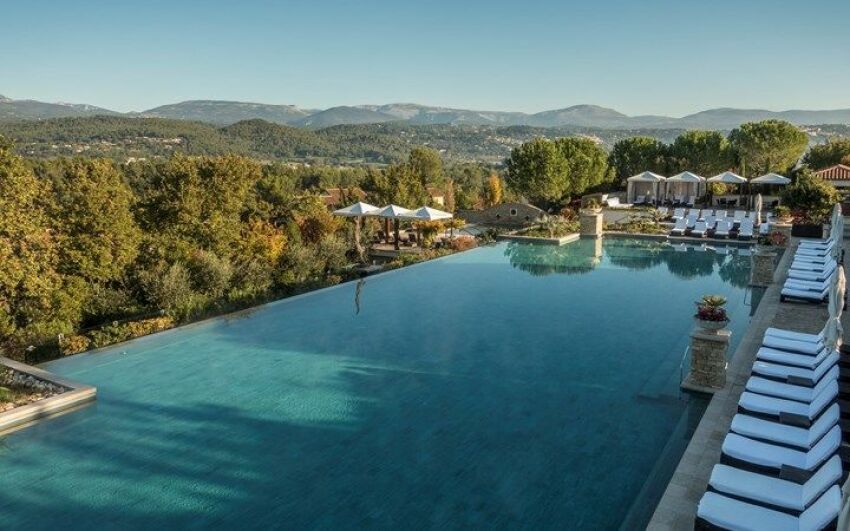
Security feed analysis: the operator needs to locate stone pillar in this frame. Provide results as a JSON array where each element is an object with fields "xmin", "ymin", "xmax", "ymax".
[
  {"xmin": 772, "ymin": 222, "xmax": 792, "ymax": 243},
  {"xmin": 682, "ymin": 328, "xmax": 730, "ymax": 392},
  {"xmin": 580, "ymin": 211, "xmax": 603, "ymax": 238},
  {"xmin": 750, "ymin": 250, "xmax": 776, "ymax": 287}
]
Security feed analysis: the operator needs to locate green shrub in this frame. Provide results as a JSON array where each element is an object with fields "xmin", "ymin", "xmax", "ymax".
[
  {"xmin": 781, "ymin": 170, "xmax": 839, "ymax": 223},
  {"xmin": 187, "ymin": 250, "xmax": 233, "ymax": 297}
]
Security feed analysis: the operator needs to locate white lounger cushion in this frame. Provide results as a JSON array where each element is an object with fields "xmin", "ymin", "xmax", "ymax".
[
  {"xmin": 697, "ymin": 485, "xmax": 841, "ymax": 531},
  {"xmin": 796, "ymin": 246, "xmax": 833, "ymax": 257},
  {"xmin": 764, "ymin": 327, "xmax": 825, "ymax": 344},
  {"xmin": 756, "ymin": 346, "xmax": 832, "ymax": 368},
  {"xmin": 791, "ymin": 260, "xmax": 833, "ymax": 271},
  {"xmin": 762, "ymin": 335, "xmax": 823, "ymax": 355},
  {"xmin": 738, "ymin": 381, "xmax": 837, "ymax": 420},
  {"xmin": 709, "ymin": 455, "xmax": 842, "ymax": 512},
  {"xmin": 752, "ymin": 351, "xmax": 839, "ymax": 383},
  {"xmin": 781, "ymin": 286, "xmax": 829, "ymax": 302},
  {"xmin": 794, "ymin": 254, "xmax": 831, "ymax": 264},
  {"xmin": 731, "ymin": 404, "xmax": 840, "ymax": 449},
  {"xmin": 788, "ymin": 268, "xmax": 836, "ymax": 282},
  {"xmin": 722, "ymin": 425, "xmax": 841, "ymax": 471},
  {"xmin": 745, "ymin": 366, "xmax": 839, "ymax": 402}
]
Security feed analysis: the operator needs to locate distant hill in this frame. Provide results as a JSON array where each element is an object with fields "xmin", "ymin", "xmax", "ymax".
[
  {"xmin": 0, "ymin": 96, "xmax": 118, "ymax": 121},
  {"xmin": 140, "ymin": 100, "xmax": 311, "ymax": 125},
  {"xmin": 1, "ymin": 94, "xmax": 849, "ymax": 130},
  {"xmin": 293, "ymin": 106, "xmax": 399, "ymax": 128}
]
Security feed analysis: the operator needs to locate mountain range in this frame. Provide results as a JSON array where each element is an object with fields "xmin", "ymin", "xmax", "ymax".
[{"xmin": 2, "ymin": 94, "xmax": 850, "ymax": 130}]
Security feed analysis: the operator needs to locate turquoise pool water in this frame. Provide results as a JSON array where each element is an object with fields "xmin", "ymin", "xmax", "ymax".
[{"xmin": 0, "ymin": 238, "xmax": 761, "ymax": 529}]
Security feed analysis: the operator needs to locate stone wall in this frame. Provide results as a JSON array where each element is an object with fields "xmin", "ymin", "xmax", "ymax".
[{"xmin": 458, "ymin": 202, "xmax": 546, "ymax": 228}]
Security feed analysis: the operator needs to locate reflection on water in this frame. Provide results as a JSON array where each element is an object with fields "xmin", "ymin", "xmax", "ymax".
[{"xmin": 505, "ymin": 238, "xmax": 755, "ymax": 287}]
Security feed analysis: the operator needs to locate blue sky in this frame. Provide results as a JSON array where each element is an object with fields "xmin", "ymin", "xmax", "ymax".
[{"xmin": 2, "ymin": 0, "xmax": 849, "ymax": 116}]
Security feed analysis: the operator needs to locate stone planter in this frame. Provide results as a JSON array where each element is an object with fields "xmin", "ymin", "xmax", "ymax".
[
  {"xmin": 694, "ymin": 318, "xmax": 728, "ymax": 332},
  {"xmin": 579, "ymin": 211, "xmax": 603, "ymax": 238},
  {"xmin": 791, "ymin": 223, "xmax": 824, "ymax": 238}
]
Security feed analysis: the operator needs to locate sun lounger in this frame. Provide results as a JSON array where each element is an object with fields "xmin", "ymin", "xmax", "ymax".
[
  {"xmin": 762, "ymin": 335, "xmax": 824, "ymax": 356},
  {"xmin": 672, "ymin": 207, "xmax": 685, "ymax": 221},
  {"xmin": 788, "ymin": 262, "xmax": 837, "ymax": 282},
  {"xmin": 796, "ymin": 245, "xmax": 834, "ymax": 257},
  {"xmin": 765, "ymin": 326, "xmax": 826, "ymax": 344},
  {"xmin": 799, "ymin": 237, "xmax": 834, "ymax": 248},
  {"xmin": 670, "ymin": 218, "xmax": 687, "ymax": 236},
  {"xmin": 731, "ymin": 404, "xmax": 840, "ymax": 449},
  {"xmin": 721, "ymin": 425, "xmax": 841, "ymax": 472},
  {"xmin": 715, "ymin": 210, "xmax": 728, "ymax": 220},
  {"xmin": 791, "ymin": 258, "xmax": 834, "ymax": 270},
  {"xmin": 745, "ymin": 366, "xmax": 839, "ymax": 402},
  {"xmin": 756, "ymin": 346, "xmax": 833, "ymax": 369},
  {"xmin": 759, "ymin": 222, "xmax": 771, "ymax": 236},
  {"xmin": 738, "ymin": 219, "xmax": 755, "ymax": 240},
  {"xmin": 714, "ymin": 220, "xmax": 732, "ymax": 238},
  {"xmin": 697, "ymin": 484, "xmax": 840, "ymax": 530},
  {"xmin": 751, "ymin": 351, "xmax": 839, "ymax": 384},
  {"xmin": 733, "ymin": 210, "xmax": 746, "ymax": 222},
  {"xmin": 781, "ymin": 285, "xmax": 830, "ymax": 303},
  {"xmin": 635, "ymin": 195, "xmax": 645, "ymax": 205},
  {"xmin": 605, "ymin": 197, "xmax": 630, "ymax": 208},
  {"xmin": 692, "ymin": 221, "xmax": 709, "ymax": 237},
  {"xmin": 709, "ymin": 455, "xmax": 841, "ymax": 513},
  {"xmin": 784, "ymin": 276, "xmax": 835, "ymax": 293},
  {"xmin": 793, "ymin": 254, "xmax": 832, "ymax": 265},
  {"xmin": 738, "ymin": 382, "xmax": 837, "ymax": 422}
]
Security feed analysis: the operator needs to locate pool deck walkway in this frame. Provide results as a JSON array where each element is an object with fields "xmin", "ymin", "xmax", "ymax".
[{"xmin": 647, "ymin": 234, "xmax": 838, "ymax": 530}]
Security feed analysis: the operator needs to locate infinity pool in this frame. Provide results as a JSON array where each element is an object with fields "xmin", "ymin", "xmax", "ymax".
[{"xmin": 0, "ymin": 238, "xmax": 760, "ymax": 529}]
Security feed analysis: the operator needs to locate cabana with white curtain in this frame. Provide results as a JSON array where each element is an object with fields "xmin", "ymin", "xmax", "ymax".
[
  {"xmin": 625, "ymin": 171, "xmax": 666, "ymax": 205},
  {"xmin": 665, "ymin": 172, "xmax": 705, "ymax": 206},
  {"xmin": 749, "ymin": 173, "xmax": 790, "ymax": 209},
  {"xmin": 707, "ymin": 171, "xmax": 747, "ymax": 207}
]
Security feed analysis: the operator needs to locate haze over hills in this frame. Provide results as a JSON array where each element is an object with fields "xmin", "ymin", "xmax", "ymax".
[{"xmin": 1, "ymin": 94, "xmax": 849, "ymax": 130}]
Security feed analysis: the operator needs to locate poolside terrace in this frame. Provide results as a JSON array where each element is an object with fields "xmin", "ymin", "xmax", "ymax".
[{"xmin": 648, "ymin": 226, "xmax": 847, "ymax": 529}]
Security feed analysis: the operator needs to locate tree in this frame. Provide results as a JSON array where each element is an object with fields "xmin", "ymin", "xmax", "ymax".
[
  {"xmin": 803, "ymin": 138, "xmax": 850, "ymax": 170},
  {"xmin": 52, "ymin": 158, "xmax": 141, "ymax": 283},
  {"xmin": 608, "ymin": 137, "xmax": 668, "ymax": 183},
  {"xmin": 0, "ymin": 138, "xmax": 68, "ymax": 351},
  {"xmin": 142, "ymin": 154, "xmax": 262, "ymax": 260},
  {"xmin": 781, "ymin": 169, "xmax": 839, "ymax": 223},
  {"xmin": 362, "ymin": 163, "xmax": 428, "ymax": 207},
  {"xmin": 668, "ymin": 130, "xmax": 733, "ymax": 175},
  {"xmin": 407, "ymin": 147, "xmax": 443, "ymax": 187},
  {"xmin": 728, "ymin": 120, "xmax": 808, "ymax": 177},
  {"xmin": 444, "ymin": 179, "xmax": 456, "ymax": 212},
  {"xmin": 485, "ymin": 174, "xmax": 503, "ymax": 206},
  {"xmin": 505, "ymin": 137, "xmax": 612, "ymax": 209}
]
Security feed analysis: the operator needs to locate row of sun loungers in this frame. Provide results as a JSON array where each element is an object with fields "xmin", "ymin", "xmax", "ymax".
[
  {"xmin": 670, "ymin": 216, "xmax": 756, "ymax": 240},
  {"xmin": 696, "ymin": 312, "xmax": 849, "ymax": 529},
  {"xmin": 670, "ymin": 208, "xmax": 758, "ymax": 223},
  {"xmin": 781, "ymin": 238, "xmax": 841, "ymax": 304}
]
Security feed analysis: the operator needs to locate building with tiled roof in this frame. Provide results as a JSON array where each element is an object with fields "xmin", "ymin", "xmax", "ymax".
[{"xmin": 814, "ymin": 164, "xmax": 850, "ymax": 187}]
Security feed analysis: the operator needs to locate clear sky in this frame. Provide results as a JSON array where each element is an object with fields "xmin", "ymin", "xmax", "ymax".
[{"xmin": 2, "ymin": 0, "xmax": 849, "ymax": 116}]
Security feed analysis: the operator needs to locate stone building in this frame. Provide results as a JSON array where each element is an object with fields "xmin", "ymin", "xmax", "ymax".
[{"xmin": 458, "ymin": 202, "xmax": 546, "ymax": 228}]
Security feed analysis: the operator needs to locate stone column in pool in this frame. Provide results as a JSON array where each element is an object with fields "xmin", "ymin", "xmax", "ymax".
[
  {"xmin": 580, "ymin": 210, "xmax": 603, "ymax": 238},
  {"xmin": 750, "ymin": 250, "xmax": 776, "ymax": 287},
  {"xmin": 682, "ymin": 329, "xmax": 730, "ymax": 392}
]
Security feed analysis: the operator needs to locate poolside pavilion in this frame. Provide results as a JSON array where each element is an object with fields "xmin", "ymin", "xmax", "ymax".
[
  {"xmin": 665, "ymin": 172, "xmax": 705, "ymax": 205},
  {"xmin": 625, "ymin": 171, "xmax": 666, "ymax": 205},
  {"xmin": 707, "ymin": 171, "xmax": 748, "ymax": 208}
]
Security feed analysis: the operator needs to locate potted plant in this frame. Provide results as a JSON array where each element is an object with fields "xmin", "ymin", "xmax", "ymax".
[
  {"xmin": 774, "ymin": 205, "xmax": 793, "ymax": 224},
  {"xmin": 581, "ymin": 198, "xmax": 602, "ymax": 215},
  {"xmin": 694, "ymin": 295, "xmax": 729, "ymax": 331},
  {"xmin": 756, "ymin": 230, "xmax": 788, "ymax": 254}
]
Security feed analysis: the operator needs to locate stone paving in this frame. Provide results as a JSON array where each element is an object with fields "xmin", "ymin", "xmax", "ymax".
[{"xmin": 647, "ymin": 237, "xmax": 840, "ymax": 530}]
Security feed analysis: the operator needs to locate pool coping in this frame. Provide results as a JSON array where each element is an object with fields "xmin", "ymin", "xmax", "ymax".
[
  {"xmin": 497, "ymin": 233, "xmax": 579, "ymax": 245},
  {"xmin": 646, "ymin": 242, "xmax": 795, "ymax": 530},
  {"xmin": 0, "ymin": 356, "xmax": 96, "ymax": 435}
]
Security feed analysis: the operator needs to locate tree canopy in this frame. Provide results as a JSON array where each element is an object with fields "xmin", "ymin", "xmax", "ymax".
[
  {"xmin": 505, "ymin": 137, "xmax": 612, "ymax": 209},
  {"xmin": 804, "ymin": 138, "xmax": 850, "ymax": 170},
  {"xmin": 668, "ymin": 130, "xmax": 733, "ymax": 176},
  {"xmin": 608, "ymin": 136, "xmax": 668, "ymax": 183},
  {"xmin": 728, "ymin": 120, "xmax": 808, "ymax": 176}
]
